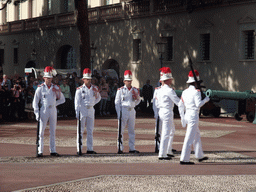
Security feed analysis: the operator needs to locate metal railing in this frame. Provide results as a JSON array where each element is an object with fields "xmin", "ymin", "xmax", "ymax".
[{"xmin": 0, "ymin": 0, "xmax": 255, "ymax": 34}]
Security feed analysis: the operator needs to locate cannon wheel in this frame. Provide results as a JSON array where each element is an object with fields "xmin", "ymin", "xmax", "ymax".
[
  {"xmin": 202, "ymin": 110, "xmax": 210, "ymax": 116},
  {"xmin": 246, "ymin": 112, "xmax": 255, "ymax": 123},
  {"xmin": 235, "ymin": 113, "xmax": 243, "ymax": 121},
  {"xmin": 211, "ymin": 108, "xmax": 221, "ymax": 117}
]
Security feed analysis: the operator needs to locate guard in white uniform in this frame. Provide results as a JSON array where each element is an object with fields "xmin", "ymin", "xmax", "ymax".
[
  {"xmin": 178, "ymin": 70, "xmax": 210, "ymax": 164},
  {"xmin": 75, "ymin": 68, "xmax": 101, "ymax": 155},
  {"xmin": 115, "ymin": 70, "xmax": 141, "ymax": 153},
  {"xmin": 157, "ymin": 67, "xmax": 180, "ymax": 160},
  {"xmin": 33, "ymin": 66, "xmax": 65, "ymax": 157},
  {"xmin": 153, "ymin": 84, "xmax": 162, "ymax": 153}
]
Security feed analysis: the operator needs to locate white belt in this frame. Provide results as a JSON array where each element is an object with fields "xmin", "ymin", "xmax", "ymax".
[{"xmin": 123, "ymin": 106, "xmax": 133, "ymax": 111}]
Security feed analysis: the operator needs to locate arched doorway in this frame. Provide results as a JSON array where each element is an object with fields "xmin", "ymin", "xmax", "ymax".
[
  {"xmin": 102, "ymin": 59, "xmax": 120, "ymax": 77},
  {"xmin": 56, "ymin": 45, "xmax": 77, "ymax": 69},
  {"xmin": 25, "ymin": 61, "xmax": 36, "ymax": 68}
]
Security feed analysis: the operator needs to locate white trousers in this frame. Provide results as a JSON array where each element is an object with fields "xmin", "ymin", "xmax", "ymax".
[
  {"xmin": 38, "ymin": 107, "xmax": 57, "ymax": 154},
  {"xmin": 158, "ymin": 109, "xmax": 175, "ymax": 157},
  {"xmin": 180, "ymin": 111, "xmax": 204, "ymax": 162},
  {"xmin": 77, "ymin": 115, "xmax": 94, "ymax": 152},
  {"xmin": 117, "ymin": 108, "xmax": 136, "ymax": 151}
]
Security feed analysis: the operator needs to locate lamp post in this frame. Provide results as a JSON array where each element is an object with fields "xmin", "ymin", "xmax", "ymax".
[
  {"xmin": 90, "ymin": 41, "xmax": 97, "ymax": 71},
  {"xmin": 156, "ymin": 39, "xmax": 166, "ymax": 68}
]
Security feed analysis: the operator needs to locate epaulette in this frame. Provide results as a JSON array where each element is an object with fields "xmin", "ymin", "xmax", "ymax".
[
  {"xmin": 117, "ymin": 86, "xmax": 124, "ymax": 90},
  {"xmin": 197, "ymin": 89, "xmax": 201, "ymax": 92},
  {"xmin": 155, "ymin": 86, "xmax": 161, "ymax": 90},
  {"xmin": 38, "ymin": 83, "xmax": 44, "ymax": 87},
  {"xmin": 77, "ymin": 85, "xmax": 83, "ymax": 90}
]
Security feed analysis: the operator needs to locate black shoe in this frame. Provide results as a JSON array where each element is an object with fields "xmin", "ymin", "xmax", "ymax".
[
  {"xmin": 37, "ymin": 153, "xmax": 43, "ymax": 158},
  {"xmin": 87, "ymin": 150, "xmax": 97, "ymax": 154},
  {"xmin": 118, "ymin": 150, "xmax": 123, "ymax": 154},
  {"xmin": 159, "ymin": 157, "xmax": 172, "ymax": 160},
  {"xmin": 198, "ymin": 156, "xmax": 209, "ymax": 162},
  {"xmin": 180, "ymin": 161, "xmax": 195, "ymax": 165},
  {"xmin": 50, "ymin": 152, "xmax": 60, "ymax": 157},
  {"xmin": 77, "ymin": 152, "xmax": 83, "ymax": 156},
  {"xmin": 172, "ymin": 149, "xmax": 177, "ymax": 152},
  {"xmin": 167, "ymin": 154, "xmax": 174, "ymax": 157},
  {"xmin": 129, "ymin": 150, "xmax": 140, "ymax": 153}
]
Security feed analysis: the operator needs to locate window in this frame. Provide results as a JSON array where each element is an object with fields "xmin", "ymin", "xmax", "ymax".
[
  {"xmin": 200, "ymin": 33, "xmax": 210, "ymax": 61},
  {"xmin": 48, "ymin": 0, "xmax": 52, "ymax": 15},
  {"xmin": 14, "ymin": 48, "xmax": 18, "ymax": 65},
  {"xmin": 133, "ymin": 39, "xmax": 141, "ymax": 62},
  {"xmin": 103, "ymin": 0, "xmax": 110, "ymax": 6},
  {"xmin": 164, "ymin": 37, "xmax": 173, "ymax": 61},
  {"xmin": 64, "ymin": 0, "xmax": 69, "ymax": 12},
  {"xmin": 0, "ymin": 49, "xmax": 4, "ymax": 67},
  {"xmin": 244, "ymin": 30, "xmax": 255, "ymax": 59},
  {"xmin": 15, "ymin": 2, "xmax": 21, "ymax": 20}
]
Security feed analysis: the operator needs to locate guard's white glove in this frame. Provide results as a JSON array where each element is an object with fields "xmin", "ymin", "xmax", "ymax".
[
  {"xmin": 181, "ymin": 117, "xmax": 187, "ymax": 128},
  {"xmin": 204, "ymin": 96, "xmax": 210, "ymax": 104},
  {"xmin": 35, "ymin": 113, "xmax": 39, "ymax": 121}
]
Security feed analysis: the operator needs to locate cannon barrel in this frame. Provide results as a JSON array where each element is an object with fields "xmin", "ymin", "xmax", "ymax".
[{"xmin": 206, "ymin": 89, "xmax": 256, "ymax": 100}]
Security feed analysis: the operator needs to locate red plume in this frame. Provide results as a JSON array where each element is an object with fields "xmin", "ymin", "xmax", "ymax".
[
  {"xmin": 188, "ymin": 70, "xmax": 199, "ymax": 77},
  {"xmin": 83, "ymin": 68, "xmax": 91, "ymax": 74},
  {"xmin": 159, "ymin": 67, "xmax": 172, "ymax": 73},
  {"xmin": 124, "ymin": 70, "xmax": 132, "ymax": 76}
]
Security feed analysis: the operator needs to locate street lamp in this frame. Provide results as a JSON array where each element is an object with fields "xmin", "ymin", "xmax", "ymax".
[
  {"xmin": 90, "ymin": 41, "xmax": 97, "ymax": 71},
  {"xmin": 156, "ymin": 39, "xmax": 166, "ymax": 68}
]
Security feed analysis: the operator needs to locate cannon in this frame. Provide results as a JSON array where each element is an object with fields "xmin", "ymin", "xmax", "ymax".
[
  {"xmin": 175, "ymin": 90, "xmax": 221, "ymax": 117},
  {"xmin": 206, "ymin": 89, "xmax": 256, "ymax": 122}
]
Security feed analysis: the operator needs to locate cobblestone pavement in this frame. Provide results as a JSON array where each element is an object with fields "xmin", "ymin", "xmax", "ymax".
[{"xmin": 1, "ymin": 115, "xmax": 256, "ymax": 191}]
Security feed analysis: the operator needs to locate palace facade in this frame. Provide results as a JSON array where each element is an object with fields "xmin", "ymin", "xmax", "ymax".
[{"xmin": 0, "ymin": 0, "xmax": 256, "ymax": 93}]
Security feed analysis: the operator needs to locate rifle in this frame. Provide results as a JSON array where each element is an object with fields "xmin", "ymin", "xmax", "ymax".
[
  {"xmin": 118, "ymin": 106, "xmax": 122, "ymax": 154},
  {"xmin": 78, "ymin": 111, "xmax": 82, "ymax": 156},
  {"xmin": 155, "ymin": 116, "xmax": 160, "ymax": 153},
  {"xmin": 187, "ymin": 50, "xmax": 206, "ymax": 99},
  {"xmin": 36, "ymin": 101, "xmax": 41, "ymax": 156}
]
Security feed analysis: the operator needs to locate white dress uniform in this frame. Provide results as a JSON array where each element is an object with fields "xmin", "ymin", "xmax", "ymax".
[
  {"xmin": 33, "ymin": 82, "xmax": 65, "ymax": 154},
  {"xmin": 153, "ymin": 86, "xmax": 162, "ymax": 150},
  {"xmin": 157, "ymin": 84, "xmax": 180, "ymax": 158},
  {"xmin": 115, "ymin": 85, "xmax": 141, "ymax": 152},
  {"xmin": 75, "ymin": 84, "xmax": 101, "ymax": 152},
  {"xmin": 179, "ymin": 85, "xmax": 210, "ymax": 162}
]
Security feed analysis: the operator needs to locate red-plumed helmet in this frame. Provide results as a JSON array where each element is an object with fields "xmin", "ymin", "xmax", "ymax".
[
  {"xmin": 43, "ymin": 66, "xmax": 57, "ymax": 78},
  {"xmin": 124, "ymin": 70, "xmax": 132, "ymax": 81},
  {"xmin": 186, "ymin": 70, "xmax": 200, "ymax": 83},
  {"xmin": 159, "ymin": 67, "xmax": 173, "ymax": 81},
  {"xmin": 82, "ymin": 68, "xmax": 92, "ymax": 79}
]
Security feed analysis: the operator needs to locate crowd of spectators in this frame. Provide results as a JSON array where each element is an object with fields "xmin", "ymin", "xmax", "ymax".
[{"xmin": 0, "ymin": 69, "xmax": 126, "ymax": 123}]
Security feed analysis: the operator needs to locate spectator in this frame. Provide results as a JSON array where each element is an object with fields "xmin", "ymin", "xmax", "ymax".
[
  {"xmin": 99, "ymin": 77, "xmax": 109, "ymax": 116},
  {"xmin": 141, "ymin": 79, "xmax": 154, "ymax": 112},
  {"xmin": 0, "ymin": 84, "xmax": 4, "ymax": 121},
  {"xmin": 33, "ymin": 81, "xmax": 39, "ymax": 91},
  {"xmin": 108, "ymin": 79, "xmax": 118, "ymax": 114},
  {"xmin": 25, "ymin": 81, "xmax": 35, "ymax": 120},
  {"xmin": 1, "ymin": 74, "xmax": 12, "ymax": 90},
  {"xmin": 1, "ymin": 84, "xmax": 11, "ymax": 122},
  {"xmin": 59, "ymin": 79, "xmax": 73, "ymax": 117},
  {"xmin": 10, "ymin": 80, "xmax": 23, "ymax": 121}
]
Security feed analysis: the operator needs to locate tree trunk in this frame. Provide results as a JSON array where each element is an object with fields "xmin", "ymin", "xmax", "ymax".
[{"xmin": 74, "ymin": 0, "xmax": 90, "ymax": 72}]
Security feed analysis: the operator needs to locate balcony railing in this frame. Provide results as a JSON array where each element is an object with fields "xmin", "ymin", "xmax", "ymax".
[
  {"xmin": 0, "ymin": 12, "xmax": 76, "ymax": 34},
  {"xmin": 0, "ymin": 0, "xmax": 255, "ymax": 34}
]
